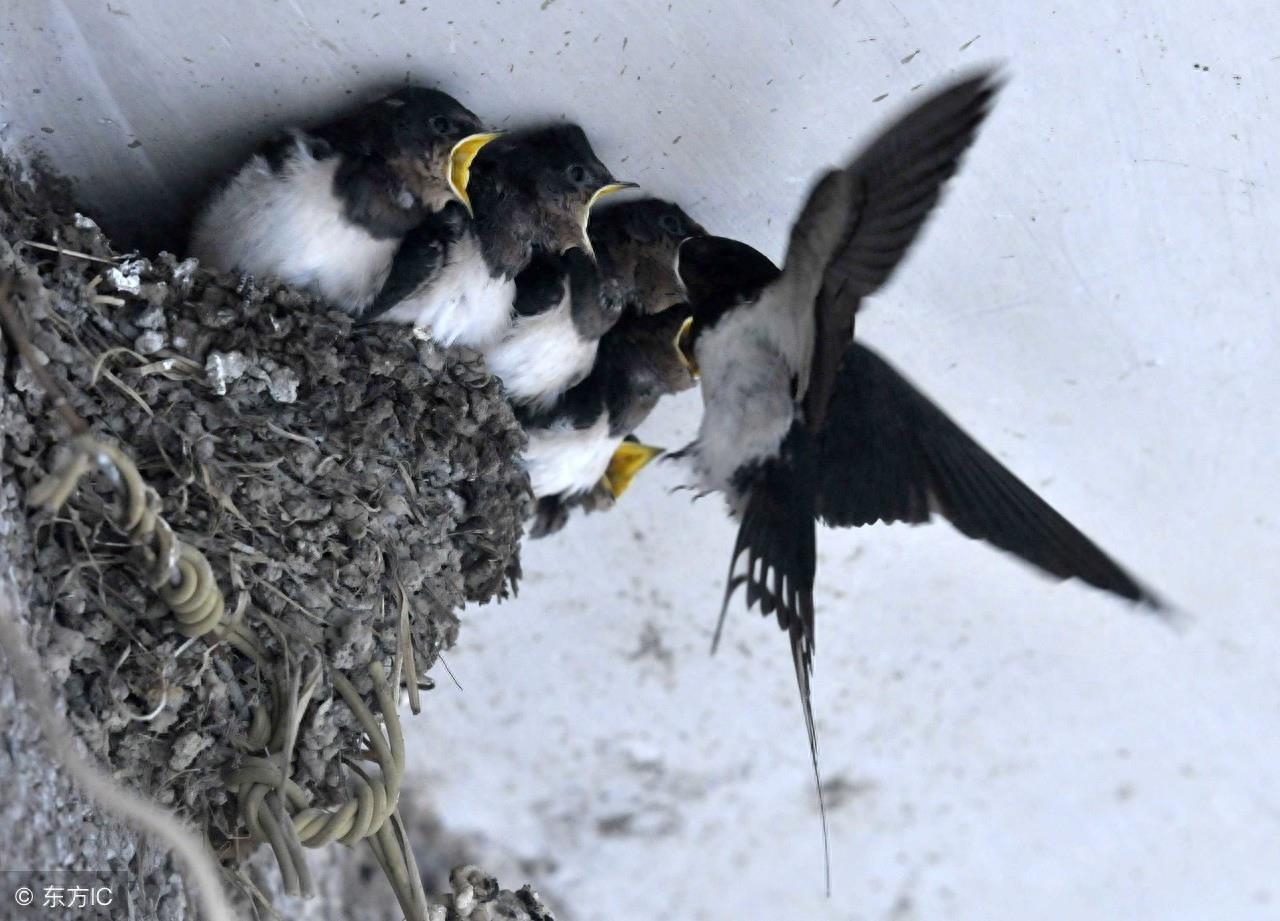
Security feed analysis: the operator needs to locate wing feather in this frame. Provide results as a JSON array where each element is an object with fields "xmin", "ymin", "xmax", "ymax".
[
  {"xmin": 818, "ymin": 344, "xmax": 1165, "ymax": 609},
  {"xmin": 783, "ymin": 71, "xmax": 1002, "ymax": 430}
]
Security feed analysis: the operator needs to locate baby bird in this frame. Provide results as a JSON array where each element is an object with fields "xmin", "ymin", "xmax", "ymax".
[
  {"xmin": 590, "ymin": 197, "xmax": 705, "ymax": 315},
  {"xmin": 191, "ymin": 86, "xmax": 496, "ymax": 315},
  {"xmin": 521, "ymin": 198, "xmax": 704, "ymax": 535},
  {"xmin": 367, "ymin": 125, "xmax": 634, "ymax": 405},
  {"xmin": 523, "ymin": 303, "xmax": 696, "ymax": 535},
  {"xmin": 495, "ymin": 241, "xmax": 630, "ymax": 409}
]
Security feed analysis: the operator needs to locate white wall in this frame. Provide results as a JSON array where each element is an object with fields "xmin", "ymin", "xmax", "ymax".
[{"xmin": 5, "ymin": 2, "xmax": 1278, "ymax": 919}]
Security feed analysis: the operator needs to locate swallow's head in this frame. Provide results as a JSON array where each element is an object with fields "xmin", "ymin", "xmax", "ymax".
[
  {"xmin": 639, "ymin": 302, "xmax": 700, "ymax": 396},
  {"xmin": 674, "ymin": 235, "xmax": 781, "ymax": 374},
  {"xmin": 590, "ymin": 198, "xmax": 707, "ymax": 314},
  {"xmin": 372, "ymin": 87, "xmax": 498, "ymax": 213},
  {"xmin": 476, "ymin": 125, "xmax": 637, "ymax": 256},
  {"xmin": 603, "ymin": 302, "xmax": 699, "ymax": 415}
]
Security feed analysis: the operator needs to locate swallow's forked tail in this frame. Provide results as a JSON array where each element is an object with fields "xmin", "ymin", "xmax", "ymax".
[{"xmin": 715, "ymin": 427, "xmax": 830, "ymax": 895}]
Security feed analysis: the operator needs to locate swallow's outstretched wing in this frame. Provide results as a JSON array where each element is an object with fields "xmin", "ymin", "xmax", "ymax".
[
  {"xmin": 780, "ymin": 71, "xmax": 1002, "ymax": 431},
  {"xmin": 817, "ymin": 343, "xmax": 1165, "ymax": 609},
  {"xmin": 713, "ymin": 72, "xmax": 1005, "ymax": 892}
]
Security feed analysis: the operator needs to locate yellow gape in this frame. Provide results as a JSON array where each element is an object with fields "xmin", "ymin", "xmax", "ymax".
[
  {"xmin": 579, "ymin": 181, "xmax": 639, "ymax": 254},
  {"xmin": 447, "ymin": 132, "xmax": 503, "ymax": 215},
  {"xmin": 601, "ymin": 441, "xmax": 664, "ymax": 498},
  {"xmin": 674, "ymin": 315, "xmax": 699, "ymax": 378}
]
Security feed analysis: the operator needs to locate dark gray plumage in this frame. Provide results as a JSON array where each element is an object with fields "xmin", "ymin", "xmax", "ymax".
[
  {"xmin": 520, "ymin": 198, "xmax": 705, "ymax": 534},
  {"xmin": 591, "ymin": 197, "xmax": 706, "ymax": 314},
  {"xmin": 676, "ymin": 70, "xmax": 1165, "ymax": 893},
  {"xmin": 524, "ymin": 304, "xmax": 696, "ymax": 535},
  {"xmin": 365, "ymin": 125, "xmax": 634, "ymax": 400}
]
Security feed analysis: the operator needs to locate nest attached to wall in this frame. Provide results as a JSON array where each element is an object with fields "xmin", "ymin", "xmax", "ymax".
[{"xmin": 0, "ymin": 152, "xmax": 535, "ymax": 918}]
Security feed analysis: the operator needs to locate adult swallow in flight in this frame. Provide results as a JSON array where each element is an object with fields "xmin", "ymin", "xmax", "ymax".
[{"xmin": 673, "ymin": 70, "xmax": 1167, "ymax": 891}]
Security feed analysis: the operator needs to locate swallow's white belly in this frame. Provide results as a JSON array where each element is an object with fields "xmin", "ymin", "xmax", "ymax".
[
  {"xmin": 692, "ymin": 302, "xmax": 799, "ymax": 509},
  {"xmin": 484, "ymin": 290, "xmax": 596, "ymax": 409},
  {"xmin": 523, "ymin": 414, "xmax": 617, "ymax": 498},
  {"xmin": 191, "ymin": 141, "xmax": 397, "ymax": 314},
  {"xmin": 378, "ymin": 233, "xmax": 516, "ymax": 350}
]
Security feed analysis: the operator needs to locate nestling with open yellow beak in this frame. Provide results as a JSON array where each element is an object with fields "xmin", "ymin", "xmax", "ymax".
[
  {"xmin": 190, "ymin": 86, "xmax": 496, "ymax": 315},
  {"xmin": 369, "ymin": 125, "xmax": 635, "ymax": 397},
  {"xmin": 520, "ymin": 198, "xmax": 704, "ymax": 536}
]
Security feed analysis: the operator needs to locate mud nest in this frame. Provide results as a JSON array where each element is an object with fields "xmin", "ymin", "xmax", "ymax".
[{"xmin": 0, "ymin": 152, "xmax": 534, "ymax": 915}]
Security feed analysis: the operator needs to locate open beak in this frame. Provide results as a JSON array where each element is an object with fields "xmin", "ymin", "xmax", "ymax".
[
  {"xmin": 674, "ymin": 315, "xmax": 699, "ymax": 379},
  {"xmin": 601, "ymin": 441, "xmax": 664, "ymax": 499},
  {"xmin": 447, "ymin": 132, "xmax": 502, "ymax": 215},
  {"xmin": 579, "ymin": 181, "xmax": 639, "ymax": 255}
]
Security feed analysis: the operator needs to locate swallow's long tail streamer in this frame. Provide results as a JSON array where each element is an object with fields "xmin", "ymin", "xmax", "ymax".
[{"xmin": 715, "ymin": 428, "xmax": 830, "ymax": 894}]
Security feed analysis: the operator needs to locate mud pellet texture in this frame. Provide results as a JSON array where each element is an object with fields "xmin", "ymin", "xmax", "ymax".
[{"xmin": 0, "ymin": 150, "xmax": 532, "ymax": 917}]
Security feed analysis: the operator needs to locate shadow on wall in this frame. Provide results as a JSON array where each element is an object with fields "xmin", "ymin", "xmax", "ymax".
[{"xmin": 13, "ymin": 72, "xmax": 460, "ymax": 256}]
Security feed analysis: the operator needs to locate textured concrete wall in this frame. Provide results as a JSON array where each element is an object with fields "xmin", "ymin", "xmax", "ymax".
[{"xmin": 3, "ymin": 2, "xmax": 1278, "ymax": 919}]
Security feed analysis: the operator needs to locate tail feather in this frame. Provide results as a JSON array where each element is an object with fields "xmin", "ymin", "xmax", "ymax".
[
  {"xmin": 790, "ymin": 620, "xmax": 831, "ymax": 899},
  {"xmin": 716, "ymin": 429, "xmax": 830, "ymax": 894}
]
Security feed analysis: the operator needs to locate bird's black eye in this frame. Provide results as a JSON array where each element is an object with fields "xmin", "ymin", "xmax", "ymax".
[
  {"xmin": 659, "ymin": 213, "xmax": 683, "ymax": 236},
  {"xmin": 566, "ymin": 164, "xmax": 588, "ymax": 186},
  {"xmin": 431, "ymin": 115, "xmax": 452, "ymax": 134}
]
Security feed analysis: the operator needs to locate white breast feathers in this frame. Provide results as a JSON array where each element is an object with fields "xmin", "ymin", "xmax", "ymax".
[
  {"xmin": 523, "ymin": 415, "xmax": 617, "ymax": 498},
  {"xmin": 691, "ymin": 299, "xmax": 802, "ymax": 507},
  {"xmin": 483, "ymin": 289, "xmax": 597, "ymax": 410},
  {"xmin": 376, "ymin": 232, "xmax": 516, "ymax": 350},
  {"xmin": 190, "ymin": 139, "xmax": 398, "ymax": 315}
]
